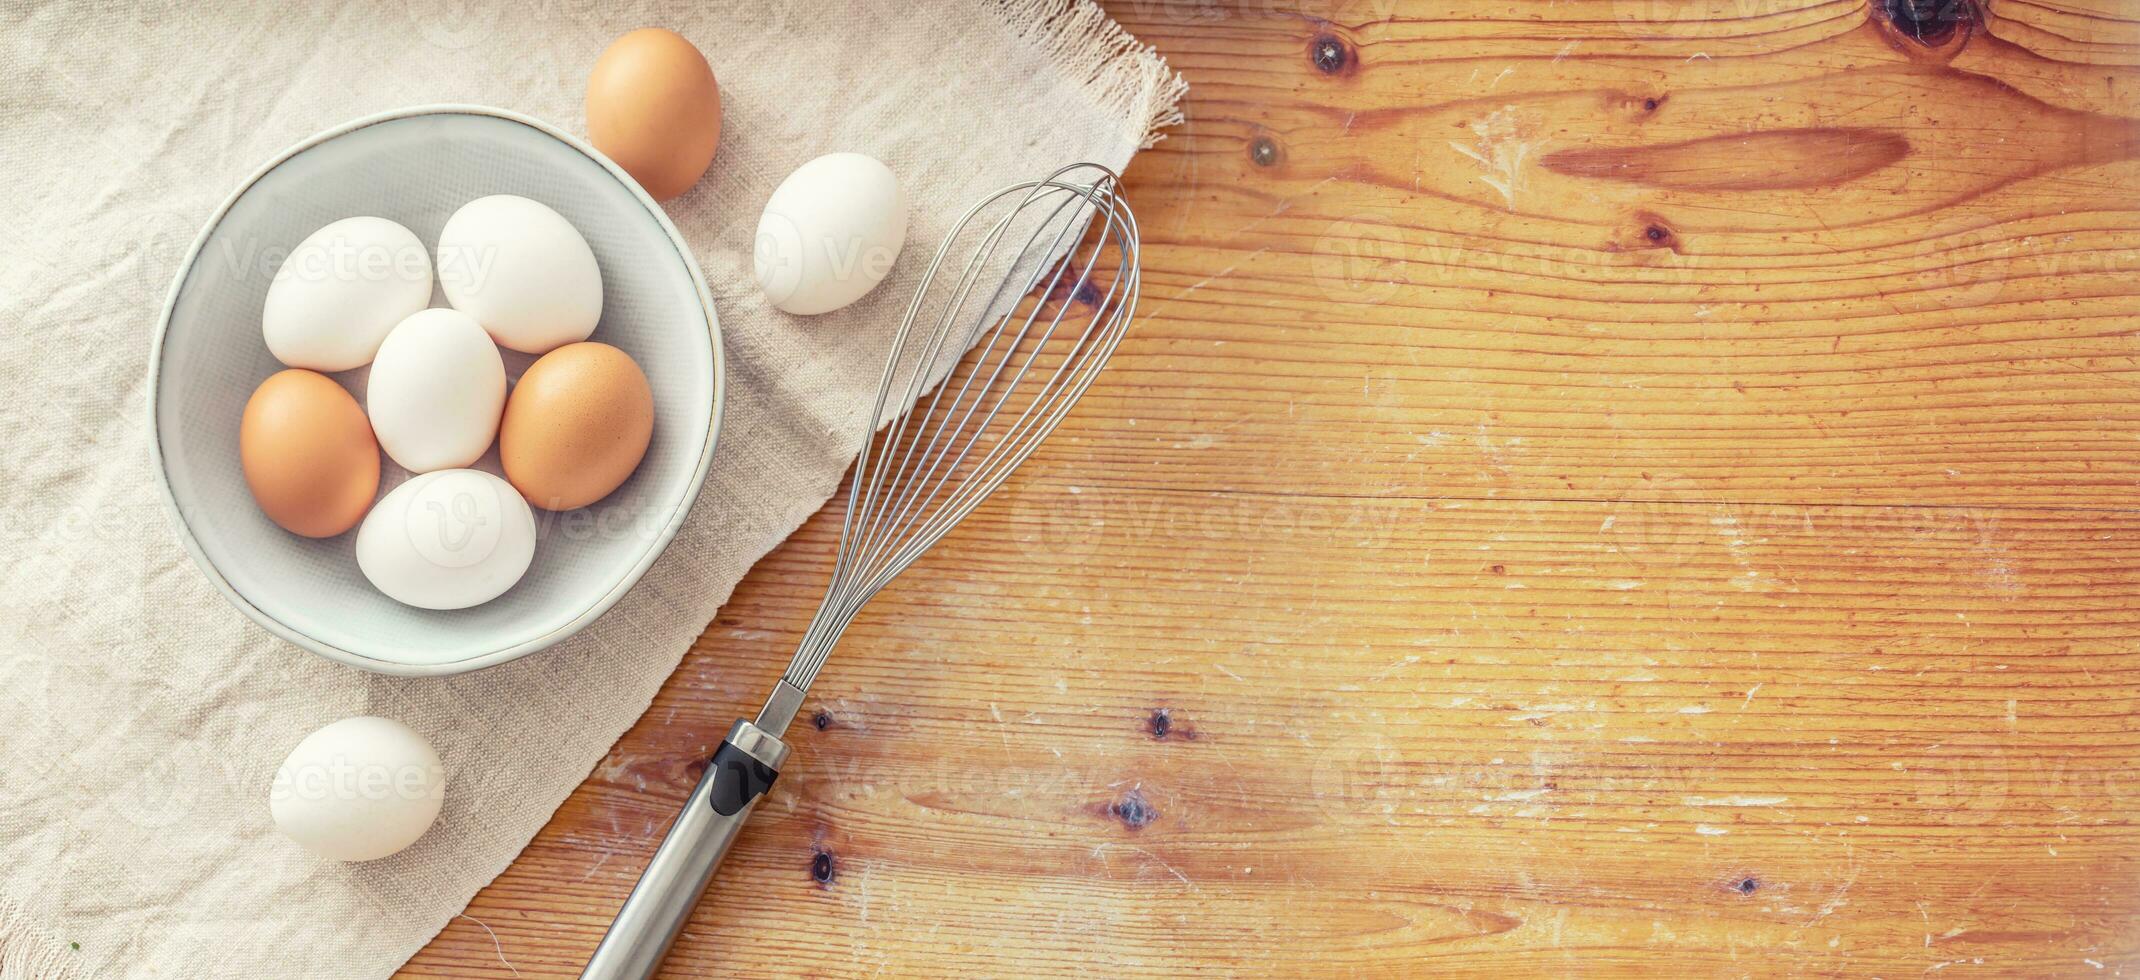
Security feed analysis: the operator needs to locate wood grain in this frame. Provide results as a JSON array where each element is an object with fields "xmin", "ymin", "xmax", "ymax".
[{"xmin": 404, "ymin": 1, "xmax": 2140, "ymax": 975}]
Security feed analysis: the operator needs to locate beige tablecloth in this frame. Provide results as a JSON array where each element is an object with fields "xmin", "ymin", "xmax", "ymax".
[{"xmin": 0, "ymin": 2, "xmax": 1180, "ymax": 975}]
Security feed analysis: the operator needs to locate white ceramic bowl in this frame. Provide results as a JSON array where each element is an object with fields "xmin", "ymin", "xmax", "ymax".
[{"xmin": 149, "ymin": 105, "xmax": 723, "ymax": 676}]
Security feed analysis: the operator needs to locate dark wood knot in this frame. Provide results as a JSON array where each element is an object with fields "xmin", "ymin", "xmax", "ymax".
[
  {"xmin": 1112, "ymin": 789, "xmax": 1158, "ymax": 830},
  {"xmin": 1310, "ymin": 34, "xmax": 1349, "ymax": 74}
]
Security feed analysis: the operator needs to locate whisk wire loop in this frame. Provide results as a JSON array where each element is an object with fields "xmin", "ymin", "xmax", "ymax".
[{"xmin": 782, "ymin": 164, "xmax": 1138, "ymax": 690}]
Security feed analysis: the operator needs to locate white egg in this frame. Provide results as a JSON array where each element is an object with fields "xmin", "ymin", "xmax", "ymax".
[
  {"xmin": 263, "ymin": 217, "xmax": 433, "ymax": 371},
  {"xmin": 753, "ymin": 153, "xmax": 907, "ymax": 315},
  {"xmin": 269, "ymin": 716, "xmax": 444, "ymax": 863},
  {"xmin": 355, "ymin": 468, "xmax": 536, "ymax": 610},
  {"xmin": 437, "ymin": 195, "xmax": 602, "ymax": 354},
  {"xmin": 366, "ymin": 309, "xmax": 506, "ymax": 473}
]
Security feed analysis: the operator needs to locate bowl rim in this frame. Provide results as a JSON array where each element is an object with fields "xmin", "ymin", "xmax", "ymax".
[{"xmin": 146, "ymin": 103, "xmax": 726, "ymax": 677}]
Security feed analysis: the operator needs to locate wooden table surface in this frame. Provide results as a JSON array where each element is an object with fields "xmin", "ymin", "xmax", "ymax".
[{"xmin": 405, "ymin": 1, "xmax": 2140, "ymax": 975}]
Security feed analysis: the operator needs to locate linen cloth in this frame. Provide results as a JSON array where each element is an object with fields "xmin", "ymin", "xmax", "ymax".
[{"xmin": 0, "ymin": 2, "xmax": 1181, "ymax": 975}]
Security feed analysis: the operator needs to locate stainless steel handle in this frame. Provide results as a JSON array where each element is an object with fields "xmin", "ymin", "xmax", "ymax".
[{"xmin": 581, "ymin": 720, "xmax": 790, "ymax": 980}]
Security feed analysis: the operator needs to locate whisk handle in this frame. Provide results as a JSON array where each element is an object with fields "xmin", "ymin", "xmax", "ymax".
[{"xmin": 581, "ymin": 720, "xmax": 789, "ymax": 980}]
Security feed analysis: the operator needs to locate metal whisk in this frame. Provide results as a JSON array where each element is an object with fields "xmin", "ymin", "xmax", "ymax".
[{"xmin": 583, "ymin": 163, "xmax": 1139, "ymax": 980}]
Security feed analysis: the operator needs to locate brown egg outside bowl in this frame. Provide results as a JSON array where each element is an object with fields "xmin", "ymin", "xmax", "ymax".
[{"xmin": 586, "ymin": 28, "xmax": 722, "ymax": 202}]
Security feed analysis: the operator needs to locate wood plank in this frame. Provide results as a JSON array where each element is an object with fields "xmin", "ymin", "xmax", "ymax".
[
  {"xmin": 406, "ymin": 0, "xmax": 2140, "ymax": 975},
  {"xmin": 1082, "ymin": 1, "xmax": 2140, "ymax": 508},
  {"xmin": 411, "ymin": 490, "xmax": 2140, "ymax": 976}
]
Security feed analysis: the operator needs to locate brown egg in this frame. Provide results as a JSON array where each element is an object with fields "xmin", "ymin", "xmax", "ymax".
[
  {"xmin": 586, "ymin": 28, "xmax": 721, "ymax": 202},
  {"xmin": 239, "ymin": 369, "xmax": 380, "ymax": 537},
  {"xmin": 500, "ymin": 342, "xmax": 654, "ymax": 511}
]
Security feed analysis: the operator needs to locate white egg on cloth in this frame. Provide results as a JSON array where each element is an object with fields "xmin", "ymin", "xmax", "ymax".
[
  {"xmin": 354, "ymin": 468, "xmax": 536, "ymax": 610},
  {"xmin": 437, "ymin": 195, "xmax": 603, "ymax": 354},
  {"xmin": 262, "ymin": 216, "xmax": 433, "ymax": 371},
  {"xmin": 753, "ymin": 152, "xmax": 907, "ymax": 315},
  {"xmin": 366, "ymin": 308, "xmax": 507, "ymax": 473},
  {"xmin": 269, "ymin": 716, "xmax": 445, "ymax": 862}
]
